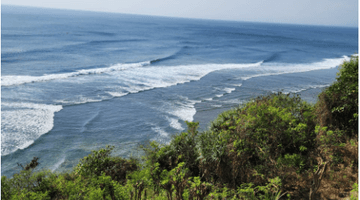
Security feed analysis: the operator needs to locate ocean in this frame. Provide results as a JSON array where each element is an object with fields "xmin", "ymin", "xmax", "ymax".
[{"xmin": 1, "ymin": 5, "xmax": 358, "ymax": 177}]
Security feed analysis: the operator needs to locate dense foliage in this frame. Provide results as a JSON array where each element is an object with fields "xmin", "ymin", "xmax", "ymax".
[
  {"xmin": 2, "ymin": 57, "xmax": 358, "ymax": 199},
  {"xmin": 202, "ymin": 93, "xmax": 316, "ymax": 187},
  {"xmin": 317, "ymin": 56, "xmax": 358, "ymax": 137}
]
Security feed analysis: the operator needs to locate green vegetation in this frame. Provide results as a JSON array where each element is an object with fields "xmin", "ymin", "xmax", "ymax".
[{"xmin": 2, "ymin": 56, "xmax": 358, "ymax": 199}]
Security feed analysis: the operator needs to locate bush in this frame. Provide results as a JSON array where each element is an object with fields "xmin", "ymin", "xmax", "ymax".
[
  {"xmin": 142, "ymin": 122, "xmax": 201, "ymax": 195},
  {"xmin": 74, "ymin": 145, "xmax": 138, "ymax": 183},
  {"xmin": 316, "ymin": 56, "xmax": 358, "ymax": 137},
  {"xmin": 311, "ymin": 56, "xmax": 358, "ymax": 199},
  {"xmin": 1, "ymin": 158, "xmax": 58, "ymax": 200},
  {"xmin": 199, "ymin": 93, "xmax": 317, "ymax": 189}
]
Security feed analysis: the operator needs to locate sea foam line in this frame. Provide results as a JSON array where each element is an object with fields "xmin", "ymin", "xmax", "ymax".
[
  {"xmin": 279, "ymin": 84, "xmax": 332, "ymax": 94},
  {"xmin": 2, "ymin": 102, "xmax": 63, "ymax": 112},
  {"xmin": 241, "ymin": 56, "xmax": 350, "ymax": 80},
  {"xmin": 40, "ymin": 56, "xmax": 347, "ymax": 107},
  {"xmin": 1, "ymin": 61, "xmax": 151, "ymax": 87},
  {"xmin": 1, "ymin": 56, "xmax": 350, "ymax": 88}
]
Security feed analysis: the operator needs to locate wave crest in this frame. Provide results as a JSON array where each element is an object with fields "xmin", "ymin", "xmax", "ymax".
[{"xmin": 1, "ymin": 61, "xmax": 151, "ymax": 87}]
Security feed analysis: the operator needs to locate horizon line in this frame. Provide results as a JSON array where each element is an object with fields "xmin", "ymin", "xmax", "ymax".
[{"xmin": 2, "ymin": 4, "xmax": 358, "ymax": 29}]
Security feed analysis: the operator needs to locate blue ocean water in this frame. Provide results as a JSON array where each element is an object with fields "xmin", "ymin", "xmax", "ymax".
[{"xmin": 1, "ymin": 5, "xmax": 358, "ymax": 176}]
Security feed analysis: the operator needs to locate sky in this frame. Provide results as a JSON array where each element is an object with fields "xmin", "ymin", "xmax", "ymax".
[{"xmin": 1, "ymin": 0, "xmax": 358, "ymax": 27}]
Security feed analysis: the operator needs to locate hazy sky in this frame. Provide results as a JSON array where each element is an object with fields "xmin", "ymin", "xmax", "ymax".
[{"xmin": 2, "ymin": 0, "xmax": 358, "ymax": 27}]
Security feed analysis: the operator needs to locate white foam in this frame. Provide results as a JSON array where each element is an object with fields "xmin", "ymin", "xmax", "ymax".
[
  {"xmin": 163, "ymin": 97, "xmax": 200, "ymax": 122},
  {"xmin": 151, "ymin": 126, "xmax": 169, "ymax": 137},
  {"xmin": 18, "ymin": 140, "xmax": 34, "ymax": 150},
  {"xmin": 106, "ymin": 91, "xmax": 129, "ymax": 97},
  {"xmin": 224, "ymin": 87, "xmax": 236, "ymax": 94},
  {"xmin": 2, "ymin": 102, "xmax": 63, "ymax": 112},
  {"xmin": 166, "ymin": 116, "xmax": 184, "ymax": 131},
  {"xmin": 54, "ymin": 96, "xmax": 105, "ymax": 105},
  {"xmin": 211, "ymin": 105, "xmax": 222, "ymax": 108},
  {"xmin": 1, "ymin": 61, "xmax": 151, "ymax": 86},
  {"xmin": 1, "ymin": 56, "xmax": 349, "ymax": 92},
  {"xmin": 241, "ymin": 56, "xmax": 349, "ymax": 80},
  {"xmin": 203, "ymin": 98, "xmax": 213, "ymax": 101},
  {"xmin": 279, "ymin": 84, "xmax": 331, "ymax": 94},
  {"xmin": 232, "ymin": 83, "xmax": 243, "ymax": 87},
  {"xmin": 171, "ymin": 105, "xmax": 197, "ymax": 122},
  {"xmin": 212, "ymin": 87, "xmax": 235, "ymax": 99},
  {"xmin": 309, "ymin": 84, "xmax": 331, "ymax": 89},
  {"xmin": 1, "ymin": 57, "xmax": 349, "ymax": 155},
  {"xmin": 1, "ymin": 103, "xmax": 63, "ymax": 155},
  {"xmin": 2, "ymin": 61, "xmax": 263, "ymax": 112},
  {"xmin": 1, "ymin": 61, "xmax": 261, "ymax": 152}
]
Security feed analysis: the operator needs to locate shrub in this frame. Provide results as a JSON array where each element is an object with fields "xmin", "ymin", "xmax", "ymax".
[
  {"xmin": 1, "ymin": 158, "xmax": 58, "ymax": 200},
  {"xmin": 199, "ymin": 93, "xmax": 317, "ymax": 189},
  {"xmin": 316, "ymin": 56, "xmax": 358, "ymax": 137},
  {"xmin": 74, "ymin": 145, "xmax": 138, "ymax": 183},
  {"xmin": 312, "ymin": 56, "xmax": 358, "ymax": 199},
  {"xmin": 142, "ymin": 122, "xmax": 201, "ymax": 195}
]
